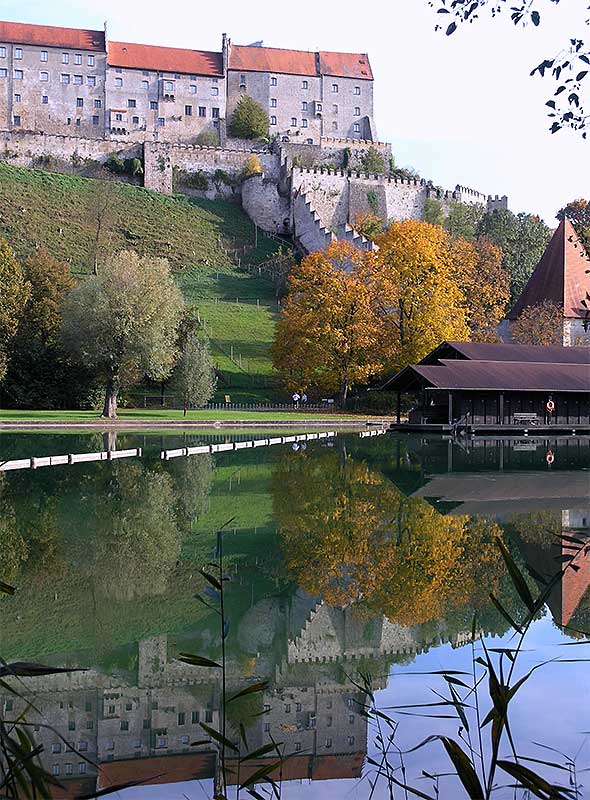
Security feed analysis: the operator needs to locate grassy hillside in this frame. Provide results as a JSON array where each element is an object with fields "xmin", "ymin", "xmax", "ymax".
[{"xmin": 0, "ymin": 163, "xmax": 285, "ymax": 400}]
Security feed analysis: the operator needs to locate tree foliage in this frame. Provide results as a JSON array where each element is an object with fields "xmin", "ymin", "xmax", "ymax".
[
  {"xmin": 422, "ymin": 197, "xmax": 445, "ymax": 227},
  {"xmin": 476, "ymin": 209, "xmax": 551, "ymax": 303},
  {"xmin": 272, "ymin": 242, "xmax": 383, "ymax": 403},
  {"xmin": 511, "ymin": 300, "xmax": 564, "ymax": 345},
  {"xmin": 444, "ymin": 200, "xmax": 485, "ymax": 241},
  {"xmin": 62, "ymin": 251, "xmax": 184, "ymax": 418},
  {"xmin": 172, "ymin": 328, "xmax": 217, "ymax": 414},
  {"xmin": 557, "ymin": 198, "xmax": 590, "ymax": 251},
  {"xmin": 431, "ymin": 0, "xmax": 590, "ymax": 136},
  {"xmin": 359, "ymin": 146, "xmax": 386, "ymax": 174},
  {"xmin": 229, "ymin": 95, "xmax": 269, "ymax": 140},
  {"xmin": 354, "ymin": 212, "xmax": 384, "ymax": 240},
  {"xmin": 0, "ymin": 238, "xmax": 29, "ymax": 381}
]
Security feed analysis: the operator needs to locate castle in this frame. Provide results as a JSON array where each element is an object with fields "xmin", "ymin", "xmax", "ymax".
[
  {"xmin": 0, "ymin": 19, "xmax": 508, "ymax": 253},
  {"xmin": 0, "ymin": 20, "xmax": 376, "ymax": 144}
]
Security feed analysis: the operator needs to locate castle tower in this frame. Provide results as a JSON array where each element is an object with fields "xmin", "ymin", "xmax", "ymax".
[{"xmin": 503, "ymin": 220, "xmax": 590, "ymax": 346}]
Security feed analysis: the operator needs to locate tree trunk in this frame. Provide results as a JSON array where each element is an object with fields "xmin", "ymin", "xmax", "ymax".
[
  {"xmin": 102, "ymin": 378, "xmax": 119, "ymax": 419},
  {"xmin": 341, "ymin": 382, "xmax": 349, "ymax": 407}
]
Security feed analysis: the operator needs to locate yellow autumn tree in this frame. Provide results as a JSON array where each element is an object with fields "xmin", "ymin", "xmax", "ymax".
[
  {"xmin": 272, "ymin": 241, "xmax": 383, "ymax": 403},
  {"xmin": 451, "ymin": 235, "xmax": 510, "ymax": 342},
  {"xmin": 273, "ymin": 450, "xmax": 506, "ymax": 626},
  {"xmin": 365, "ymin": 220, "xmax": 471, "ymax": 369}
]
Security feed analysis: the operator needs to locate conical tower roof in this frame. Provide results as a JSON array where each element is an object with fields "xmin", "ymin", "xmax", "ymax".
[{"xmin": 507, "ymin": 220, "xmax": 590, "ymax": 320}]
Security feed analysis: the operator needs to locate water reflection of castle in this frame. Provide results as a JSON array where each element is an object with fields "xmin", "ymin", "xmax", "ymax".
[{"xmin": 1, "ymin": 591, "xmax": 476, "ymax": 797}]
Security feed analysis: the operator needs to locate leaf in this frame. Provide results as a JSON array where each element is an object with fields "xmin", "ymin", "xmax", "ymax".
[
  {"xmin": 201, "ymin": 570, "xmax": 222, "ymax": 590},
  {"xmin": 200, "ymin": 722, "xmax": 240, "ymax": 752},
  {"xmin": 440, "ymin": 737, "xmax": 485, "ymax": 798},
  {"xmin": 489, "ymin": 594, "xmax": 523, "ymax": 633},
  {"xmin": 0, "ymin": 663, "xmax": 85, "ymax": 679},
  {"xmin": 241, "ymin": 742, "xmax": 283, "ymax": 762},
  {"xmin": 494, "ymin": 536, "xmax": 536, "ymax": 614},
  {"xmin": 177, "ymin": 653, "xmax": 221, "ymax": 669},
  {"xmin": 239, "ymin": 760, "xmax": 282, "ymax": 789},
  {"xmin": 446, "ymin": 21, "xmax": 457, "ymax": 35},
  {"xmin": 531, "ymin": 10, "xmax": 540, "ymax": 26},
  {"xmin": 228, "ymin": 681, "xmax": 269, "ymax": 704},
  {"xmin": 76, "ymin": 774, "xmax": 166, "ymax": 799},
  {"xmin": 498, "ymin": 760, "xmax": 575, "ymax": 799},
  {"xmin": 0, "ymin": 580, "xmax": 15, "ymax": 595}
]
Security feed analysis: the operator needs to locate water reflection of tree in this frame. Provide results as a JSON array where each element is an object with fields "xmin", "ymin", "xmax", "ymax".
[
  {"xmin": 273, "ymin": 450, "xmax": 514, "ymax": 629},
  {"xmin": 0, "ymin": 476, "xmax": 28, "ymax": 582}
]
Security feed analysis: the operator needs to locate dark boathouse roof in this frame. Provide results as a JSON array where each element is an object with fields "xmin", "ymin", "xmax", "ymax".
[
  {"xmin": 382, "ymin": 341, "xmax": 590, "ymax": 394},
  {"xmin": 420, "ymin": 341, "xmax": 590, "ymax": 365}
]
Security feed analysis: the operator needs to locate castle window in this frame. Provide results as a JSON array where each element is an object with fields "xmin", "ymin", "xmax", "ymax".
[
  {"xmin": 150, "ymin": 101, "xmax": 158, "ymax": 110},
  {"xmin": 77, "ymin": 97, "xmax": 83, "ymax": 107},
  {"xmin": 142, "ymin": 80, "xmax": 149, "ymax": 89},
  {"xmin": 301, "ymin": 118, "xmax": 308, "ymax": 128},
  {"xmin": 355, "ymin": 86, "xmax": 361, "ymax": 95},
  {"xmin": 332, "ymin": 121, "xmax": 338, "ymax": 130},
  {"xmin": 115, "ymin": 67, "xmax": 122, "ymax": 73},
  {"xmin": 51, "ymin": 743, "xmax": 61, "ymax": 754},
  {"xmin": 86, "ymin": 720, "xmax": 93, "ymax": 730},
  {"xmin": 301, "ymin": 101, "xmax": 308, "ymax": 111},
  {"xmin": 306, "ymin": 137, "xmax": 313, "ymax": 144},
  {"xmin": 295, "ymin": 742, "xmax": 301, "ymax": 752},
  {"xmin": 52, "ymin": 765, "xmax": 60, "ymax": 777},
  {"xmin": 78, "ymin": 741, "xmax": 88, "ymax": 752},
  {"xmin": 0, "ymin": 68, "xmax": 6, "ymax": 77},
  {"xmin": 74, "ymin": 54, "xmax": 82, "ymax": 65},
  {"xmin": 92, "ymin": 115, "xmax": 99, "ymax": 124},
  {"xmin": 263, "ymin": 723, "xmax": 270, "ymax": 733},
  {"xmin": 79, "ymin": 763, "xmax": 87, "ymax": 775},
  {"xmin": 68, "ymin": 720, "xmax": 76, "ymax": 731},
  {"xmin": 270, "ymin": 76, "xmax": 277, "ymax": 86},
  {"xmin": 174, "ymin": 73, "xmax": 180, "ymax": 79},
  {"xmin": 270, "ymin": 98, "xmax": 277, "ymax": 108},
  {"xmin": 65, "ymin": 763, "xmax": 73, "ymax": 775},
  {"xmin": 105, "ymin": 740, "xmax": 114, "ymax": 751},
  {"xmin": 128, "ymin": 98, "xmax": 136, "ymax": 108},
  {"xmin": 40, "ymin": 50, "xmax": 48, "ymax": 62},
  {"xmin": 354, "ymin": 106, "xmax": 360, "ymax": 116},
  {"xmin": 39, "ymin": 70, "xmax": 49, "ymax": 81},
  {"xmin": 14, "ymin": 48, "xmax": 22, "ymax": 60},
  {"xmin": 332, "ymin": 83, "xmax": 338, "ymax": 93},
  {"xmin": 178, "ymin": 712, "xmax": 186, "ymax": 725},
  {"xmin": 115, "ymin": 113, "xmax": 123, "ymax": 122},
  {"xmin": 143, "ymin": 70, "xmax": 149, "ymax": 76},
  {"xmin": 270, "ymin": 115, "xmax": 277, "ymax": 125},
  {"xmin": 189, "ymin": 85, "xmax": 197, "ymax": 94},
  {"xmin": 87, "ymin": 76, "xmax": 96, "ymax": 86},
  {"xmin": 61, "ymin": 74, "xmax": 70, "ymax": 84},
  {"xmin": 302, "ymin": 79, "xmax": 308, "ymax": 89},
  {"xmin": 211, "ymin": 86, "xmax": 219, "ymax": 96},
  {"xmin": 156, "ymin": 737, "xmax": 167, "ymax": 748},
  {"xmin": 94, "ymin": 99, "xmax": 102, "ymax": 108},
  {"xmin": 62, "ymin": 53, "xmax": 69, "ymax": 64},
  {"xmin": 42, "ymin": 95, "xmax": 48, "ymax": 104},
  {"xmin": 115, "ymin": 77, "xmax": 122, "ymax": 88},
  {"xmin": 212, "ymin": 77, "xmax": 218, "ymax": 83},
  {"xmin": 14, "ymin": 70, "xmax": 23, "ymax": 80},
  {"xmin": 291, "ymin": 117, "xmax": 297, "ymax": 127},
  {"xmin": 74, "ymin": 75, "xmax": 82, "ymax": 85},
  {"xmin": 158, "ymin": 117, "xmax": 165, "ymax": 126},
  {"xmin": 331, "ymin": 104, "xmax": 337, "ymax": 114},
  {"xmin": 0, "ymin": 47, "xmax": 6, "ymax": 57},
  {"xmin": 164, "ymin": 81, "xmax": 174, "ymax": 91},
  {"xmin": 198, "ymin": 106, "xmax": 206, "ymax": 117},
  {"xmin": 191, "ymin": 711, "xmax": 200, "ymax": 723},
  {"xmin": 325, "ymin": 738, "xmax": 332, "ymax": 748},
  {"xmin": 212, "ymin": 107, "xmax": 219, "ymax": 118},
  {"xmin": 353, "ymin": 122, "xmax": 360, "ymax": 133},
  {"xmin": 180, "ymin": 734, "xmax": 189, "ymax": 745},
  {"xmin": 284, "ymin": 704, "xmax": 291, "ymax": 713},
  {"xmin": 348, "ymin": 714, "xmax": 355, "ymax": 724},
  {"xmin": 88, "ymin": 55, "xmax": 94, "ymax": 66},
  {"xmin": 132, "ymin": 115, "xmax": 139, "ymax": 124},
  {"xmin": 295, "ymin": 703, "xmax": 302, "ymax": 712},
  {"xmin": 185, "ymin": 104, "xmax": 192, "ymax": 116},
  {"xmin": 120, "ymin": 721, "xmax": 129, "ymax": 731}
]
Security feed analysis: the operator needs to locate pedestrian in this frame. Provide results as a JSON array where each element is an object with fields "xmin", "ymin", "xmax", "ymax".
[
  {"xmin": 292, "ymin": 391, "xmax": 300, "ymax": 408},
  {"xmin": 301, "ymin": 393, "xmax": 308, "ymax": 405}
]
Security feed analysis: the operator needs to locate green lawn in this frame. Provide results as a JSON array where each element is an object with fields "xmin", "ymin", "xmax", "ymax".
[
  {"xmin": 0, "ymin": 409, "xmax": 372, "ymax": 422},
  {"xmin": 0, "ymin": 163, "xmax": 288, "ymax": 399}
]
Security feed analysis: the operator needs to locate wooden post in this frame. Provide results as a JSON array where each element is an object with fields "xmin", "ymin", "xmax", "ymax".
[
  {"xmin": 396, "ymin": 391, "xmax": 401, "ymax": 425},
  {"xmin": 448, "ymin": 391, "xmax": 453, "ymax": 425},
  {"xmin": 499, "ymin": 392, "xmax": 504, "ymax": 425}
]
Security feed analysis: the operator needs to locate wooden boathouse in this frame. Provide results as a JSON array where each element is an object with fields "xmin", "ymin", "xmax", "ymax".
[{"xmin": 384, "ymin": 341, "xmax": 590, "ymax": 432}]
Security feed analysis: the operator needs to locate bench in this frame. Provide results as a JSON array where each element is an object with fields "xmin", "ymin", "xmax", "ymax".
[{"xmin": 513, "ymin": 412, "xmax": 539, "ymax": 425}]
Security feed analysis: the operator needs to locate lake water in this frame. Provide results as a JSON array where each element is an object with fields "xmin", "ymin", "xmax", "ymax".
[{"xmin": 1, "ymin": 430, "xmax": 589, "ymax": 799}]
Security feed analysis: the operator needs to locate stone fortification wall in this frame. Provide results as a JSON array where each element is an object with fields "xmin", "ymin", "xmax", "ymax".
[
  {"xmin": 241, "ymin": 173, "xmax": 291, "ymax": 234},
  {"xmin": 292, "ymin": 190, "xmax": 336, "ymax": 253},
  {"xmin": 281, "ymin": 137, "xmax": 391, "ymax": 171},
  {"xmin": 0, "ymin": 130, "xmax": 141, "ymax": 170}
]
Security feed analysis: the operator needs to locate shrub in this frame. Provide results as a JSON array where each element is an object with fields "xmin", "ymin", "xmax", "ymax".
[
  {"xmin": 229, "ymin": 95, "xmax": 269, "ymax": 140},
  {"xmin": 124, "ymin": 157, "xmax": 144, "ymax": 177},
  {"xmin": 359, "ymin": 146, "xmax": 386, "ymax": 175},
  {"xmin": 240, "ymin": 155, "xmax": 263, "ymax": 181},
  {"xmin": 354, "ymin": 212, "xmax": 383, "ymax": 240},
  {"xmin": 366, "ymin": 189, "xmax": 380, "ymax": 216},
  {"xmin": 213, "ymin": 169, "xmax": 235, "ymax": 189},
  {"xmin": 196, "ymin": 129, "xmax": 219, "ymax": 146},
  {"xmin": 422, "ymin": 197, "xmax": 445, "ymax": 227},
  {"xmin": 106, "ymin": 153, "xmax": 125, "ymax": 174}
]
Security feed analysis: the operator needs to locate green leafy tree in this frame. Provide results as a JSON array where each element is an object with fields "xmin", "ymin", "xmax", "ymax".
[
  {"xmin": 557, "ymin": 199, "xmax": 590, "ymax": 251},
  {"xmin": 229, "ymin": 95, "xmax": 269, "ymax": 140},
  {"xmin": 422, "ymin": 197, "xmax": 445, "ymax": 227},
  {"xmin": 444, "ymin": 200, "xmax": 484, "ymax": 241},
  {"xmin": 476, "ymin": 209, "xmax": 551, "ymax": 303},
  {"xmin": 511, "ymin": 300, "xmax": 564, "ymax": 345},
  {"xmin": 172, "ymin": 331, "xmax": 217, "ymax": 415},
  {"xmin": 62, "ymin": 251, "xmax": 184, "ymax": 418},
  {"xmin": 359, "ymin": 146, "xmax": 386, "ymax": 174},
  {"xmin": 0, "ymin": 238, "xmax": 29, "ymax": 381}
]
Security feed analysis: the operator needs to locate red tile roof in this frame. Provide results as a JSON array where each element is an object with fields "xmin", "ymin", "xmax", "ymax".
[
  {"xmin": 108, "ymin": 41, "xmax": 223, "ymax": 76},
  {"xmin": 229, "ymin": 44, "xmax": 373, "ymax": 80},
  {"xmin": 0, "ymin": 20, "xmax": 104, "ymax": 51},
  {"xmin": 508, "ymin": 220, "xmax": 590, "ymax": 320}
]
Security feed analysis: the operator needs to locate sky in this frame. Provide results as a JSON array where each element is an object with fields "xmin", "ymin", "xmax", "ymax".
[{"xmin": 4, "ymin": 0, "xmax": 588, "ymax": 223}]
